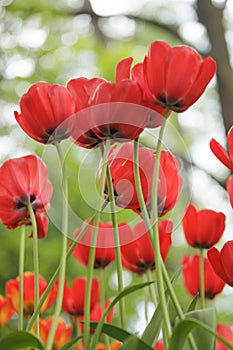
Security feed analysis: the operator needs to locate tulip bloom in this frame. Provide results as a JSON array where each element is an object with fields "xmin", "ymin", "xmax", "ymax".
[
  {"xmin": 6, "ymin": 272, "xmax": 57, "ymax": 317},
  {"xmin": 0, "ymin": 295, "xmax": 14, "ymax": 327},
  {"xmin": 227, "ymin": 175, "xmax": 233, "ymax": 208},
  {"xmin": 216, "ymin": 324, "xmax": 233, "ymax": 350},
  {"xmin": 68, "ymin": 78, "xmax": 150, "ymax": 148},
  {"xmin": 120, "ymin": 220, "xmax": 172, "ymax": 274},
  {"xmin": 155, "ymin": 340, "xmax": 164, "ymax": 350},
  {"xmin": 106, "ymin": 143, "xmax": 181, "ymax": 216},
  {"xmin": 67, "ymin": 77, "xmax": 105, "ymax": 112},
  {"xmin": 210, "ymin": 127, "xmax": 233, "ymax": 172},
  {"xmin": 210, "ymin": 128, "xmax": 233, "ymax": 208},
  {"xmin": 0, "ymin": 155, "xmax": 52, "ymax": 235},
  {"xmin": 182, "ymin": 204, "xmax": 225, "ymax": 249},
  {"xmin": 74, "ymin": 341, "xmax": 121, "ymax": 350},
  {"xmin": 15, "ymin": 82, "xmax": 75, "ymax": 144},
  {"xmin": 116, "ymin": 58, "xmax": 167, "ymax": 127},
  {"xmin": 72, "ymin": 221, "xmax": 117, "ymax": 269},
  {"xmin": 79, "ymin": 300, "xmax": 114, "ymax": 334},
  {"xmin": 39, "ymin": 317, "xmax": 72, "ymax": 350},
  {"xmin": 62, "ymin": 277, "xmax": 99, "ymax": 316},
  {"xmin": 143, "ymin": 41, "xmax": 216, "ymax": 112},
  {"xmin": 208, "ymin": 240, "xmax": 233, "ymax": 287},
  {"xmin": 182, "ymin": 255, "xmax": 225, "ymax": 299}
]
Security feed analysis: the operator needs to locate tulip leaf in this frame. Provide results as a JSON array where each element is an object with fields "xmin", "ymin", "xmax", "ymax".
[
  {"xmin": 90, "ymin": 323, "xmax": 154, "ymax": 350},
  {"xmin": 90, "ymin": 280, "xmax": 154, "ymax": 350},
  {"xmin": 118, "ymin": 335, "xmax": 139, "ymax": 349},
  {"xmin": 187, "ymin": 294, "xmax": 199, "ymax": 313},
  {"xmin": 0, "ymin": 331, "xmax": 45, "ymax": 350},
  {"xmin": 169, "ymin": 308, "xmax": 216, "ymax": 350},
  {"xmin": 59, "ymin": 335, "xmax": 83, "ymax": 350},
  {"xmin": 141, "ymin": 266, "xmax": 182, "ymax": 347}
]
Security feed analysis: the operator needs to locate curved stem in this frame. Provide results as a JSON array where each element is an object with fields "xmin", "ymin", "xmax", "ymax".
[
  {"xmin": 133, "ymin": 138, "xmax": 153, "ymax": 241},
  {"xmin": 45, "ymin": 142, "xmax": 69, "ymax": 350},
  {"xmin": 18, "ymin": 225, "xmax": 26, "ymax": 330},
  {"xmin": 200, "ymin": 248, "xmax": 205, "ymax": 309},
  {"xmin": 143, "ymin": 274, "xmax": 149, "ymax": 324},
  {"xmin": 99, "ymin": 269, "xmax": 111, "ymax": 350},
  {"xmin": 84, "ymin": 140, "xmax": 110, "ymax": 349},
  {"xmin": 27, "ymin": 203, "xmax": 39, "ymax": 336},
  {"xmin": 106, "ymin": 165, "xmax": 126, "ymax": 328},
  {"xmin": 150, "ymin": 110, "xmax": 172, "ymax": 342},
  {"xmin": 133, "ymin": 121, "xmax": 198, "ymax": 350},
  {"xmin": 146, "ymin": 269, "xmax": 158, "ymax": 307}
]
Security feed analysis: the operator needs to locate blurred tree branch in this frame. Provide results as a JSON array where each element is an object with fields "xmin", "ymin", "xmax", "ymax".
[
  {"xmin": 78, "ymin": 0, "xmax": 233, "ymax": 133},
  {"xmin": 197, "ymin": 0, "xmax": 233, "ymax": 132}
]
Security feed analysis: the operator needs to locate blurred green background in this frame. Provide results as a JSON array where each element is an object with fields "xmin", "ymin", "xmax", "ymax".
[{"xmin": 1, "ymin": 0, "xmax": 233, "ymax": 333}]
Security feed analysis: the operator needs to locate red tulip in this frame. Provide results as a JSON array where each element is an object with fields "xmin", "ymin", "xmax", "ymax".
[
  {"xmin": 15, "ymin": 82, "xmax": 75, "ymax": 144},
  {"xmin": 72, "ymin": 221, "xmax": 117, "ymax": 269},
  {"xmin": 79, "ymin": 300, "xmax": 114, "ymax": 334},
  {"xmin": 106, "ymin": 143, "xmax": 181, "ymax": 216},
  {"xmin": 216, "ymin": 323, "xmax": 233, "ymax": 350},
  {"xmin": 154, "ymin": 340, "xmax": 164, "ymax": 350},
  {"xmin": 143, "ymin": 41, "xmax": 216, "ymax": 112},
  {"xmin": 6, "ymin": 271, "xmax": 57, "ymax": 317},
  {"xmin": 28, "ymin": 212, "xmax": 49, "ymax": 239},
  {"xmin": 227, "ymin": 175, "xmax": 233, "ymax": 208},
  {"xmin": 67, "ymin": 77, "xmax": 105, "ymax": 112},
  {"xmin": 39, "ymin": 317, "xmax": 72, "ymax": 350},
  {"xmin": 0, "ymin": 295, "xmax": 14, "ymax": 327},
  {"xmin": 120, "ymin": 220, "xmax": 172, "ymax": 274},
  {"xmin": 0, "ymin": 155, "xmax": 52, "ymax": 236},
  {"xmin": 208, "ymin": 240, "xmax": 233, "ymax": 287},
  {"xmin": 182, "ymin": 255, "xmax": 225, "ymax": 299},
  {"xmin": 74, "ymin": 340, "xmax": 121, "ymax": 350},
  {"xmin": 210, "ymin": 127, "xmax": 233, "ymax": 171},
  {"xmin": 116, "ymin": 58, "xmax": 166, "ymax": 127},
  {"xmin": 182, "ymin": 204, "xmax": 225, "ymax": 249},
  {"xmin": 62, "ymin": 277, "xmax": 99, "ymax": 316},
  {"xmin": 69, "ymin": 78, "xmax": 150, "ymax": 148}
]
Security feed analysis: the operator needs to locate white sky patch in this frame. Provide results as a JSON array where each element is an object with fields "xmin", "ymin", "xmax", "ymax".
[
  {"xmin": 90, "ymin": 0, "xmax": 146, "ymax": 16},
  {"xmin": 18, "ymin": 27, "xmax": 47, "ymax": 48},
  {"xmin": 109, "ymin": 270, "xmax": 132, "ymax": 291},
  {"xmin": 4, "ymin": 56, "xmax": 35, "ymax": 79},
  {"xmin": 100, "ymin": 16, "xmax": 136, "ymax": 40}
]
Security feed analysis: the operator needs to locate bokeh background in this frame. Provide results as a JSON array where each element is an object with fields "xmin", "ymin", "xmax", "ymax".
[{"xmin": 1, "ymin": 0, "xmax": 233, "ymax": 333}]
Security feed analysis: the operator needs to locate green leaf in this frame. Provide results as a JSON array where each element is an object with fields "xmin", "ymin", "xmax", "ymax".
[
  {"xmin": 90, "ymin": 280, "xmax": 154, "ymax": 350},
  {"xmin": 169, "ymin": 308, "xmax": 216, "ymax": 350},
  {"xmin": 141, "ymin": 299, "xmax": 163, "ymax": 346},
  {"xmin": 141, "ymin": 267, "xmax": 182, "ymax": 347},
  {"xmin": 187, "ymin": 294, "xmax": 199, "ymax": 313},
  {"xmin": 0, "ymin": 331, "xmax": 45, "ymax": 350},
  {"xmin": 59, "ymin": 335, "xmax": 83, "ymax": 350},
  {"xmin": 90, "ymin": 323, "xmax": 154, "ymax": 350},
  {"xmin": 184, "ymin": 308, "xmax": 216, "ymax": 350},
  {"xmin": 119, "ymin": 335, "xmax": 139, "ymax": 349}
]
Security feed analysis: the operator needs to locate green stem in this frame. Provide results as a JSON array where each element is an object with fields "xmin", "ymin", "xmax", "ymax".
[
  {"xmin": 133, "ymin": 122, "xmax": 198, "ymax": 350},
  {"xmin": 133, "ymin": 138, "xmax": 152, "ymax": 240},
  {"xmin": 146, "ymin": 269, "xmax": 158, "ymax": 307},
  {"xmin": 26, "ymin": 215, "xmax": 95, "ymax": 332},
  {"xmin": 143, "ymin": 274, "xmax": 149, "ymax": 324},
  {"xmin": 99, "ymin": 269, "xmax": 111, "ymax": 350},
  {"xmin": 45, "ymin": 142, "xmax": 69, "ymax": 350},
  {"xmin": 106, "ymin": 165, "xmax": 126, "ymax": 329},
  {"xmin": 200, "ymin": 248, "xmax": 205, "ymax": 309},
  {"xmin": 18, "ymin": 225, "xmax": 26, "ymax": 331},
  {"xmin": 150, "ymin": 109, "xmax": 172, "ymax": 342},
  {"xmin": 84, "ymin": 140, "xmax": 110, "ymax": 349},
  {"xmin": 27, "ymin": 203, "xmax": 39, "ymax": 336}
]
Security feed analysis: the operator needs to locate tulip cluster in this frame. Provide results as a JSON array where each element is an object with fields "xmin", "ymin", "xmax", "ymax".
[{"xmin": 1, "ymin": 39, "xmax": 233, "ymax": 350}]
